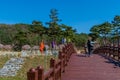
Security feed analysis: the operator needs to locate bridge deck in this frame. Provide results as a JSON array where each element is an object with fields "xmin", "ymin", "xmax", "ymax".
[{"xmin": 61, "ymin": 53, "xmax": 120, "ymax": 80}]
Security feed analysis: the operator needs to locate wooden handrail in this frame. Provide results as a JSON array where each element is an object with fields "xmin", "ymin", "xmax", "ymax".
[
  {"xmin": 93, "ymin": 45, "xmax": 120, "ymax": 61},
  {"xmin": 27, "ymin": 68, "xmax": 38, "ymax": 80},
  {"xmin": 27, "ymin": 43, "xmax": 75, "ymax": 80}
]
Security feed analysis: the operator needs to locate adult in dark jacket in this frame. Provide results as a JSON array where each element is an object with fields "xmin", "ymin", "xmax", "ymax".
[{"xmin": 87, "ymin": 40, "xmax": 93, "ymax": 57}]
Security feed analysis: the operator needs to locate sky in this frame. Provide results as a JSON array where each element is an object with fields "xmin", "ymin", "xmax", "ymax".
[{"xmin": 0, "ymin": 0, "xmax": 120, "ymax": 33}]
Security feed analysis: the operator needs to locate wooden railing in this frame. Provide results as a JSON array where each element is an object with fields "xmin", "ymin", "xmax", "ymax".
[
  {"xmin": 27, "ymin": 43, "xmax": 76, "ymax": 80},
  {"xmin": 94, "ymin": 45, "xmax": 120, "ymax": 61}
]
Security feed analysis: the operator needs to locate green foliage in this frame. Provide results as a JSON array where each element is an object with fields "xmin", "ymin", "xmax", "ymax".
[
  {"xmin": 89, "ymin": 15, "xmax": 120, "ymax": 45},
  {"xmin": 0, "ymin": 22, "xmax": 77, "ymax": 51},
  {"xmin": 73, "ymin": 33, "xmax": 88, "ymax": 48},
  {"xmin": 0, "ymin": 25, "xmax": 15, "ymax": 44},
  {"xmin": 112, "ymin": 15, "xmax": 120, "ymax": 27},
  {"xmin": 88, "ymin": 33, "xmax": 99, "ymax": 41},
  {"xmin": 0, "ymin": 9, "xmax": 81, "ymax": 50},
  {"xmin": 59, "ymin": 24, "xmax": 76, "ymax": 43},
  {"xmin": 90, "ymin": 22, "xmax": 112, "ymax": 45},
  {"xmin": 14, "ymin": 31, "xmax": 29, "ymax": 51},
  {"xmin": 90, "ymin": 22, "xmax": 111, "ymax": 37},
  {"xmin": 111, "ymin": 15, "xmax": 120, "ymax": 37},
  {"xmin": 46, "ymin": 9, "xmax": 62, "ymax": 41},
  {"xmin": 31, "ymin": 20, "xmax": 44, "ymax": 35}
]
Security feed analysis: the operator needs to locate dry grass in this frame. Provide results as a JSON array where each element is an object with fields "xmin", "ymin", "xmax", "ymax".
[
  {"xmin": 0, "ymin": 55, "xmax": 55, "ymax": 80},
  {"xmin": 0, "ymin": 56, "xmax": 11, "ymax": 68}
]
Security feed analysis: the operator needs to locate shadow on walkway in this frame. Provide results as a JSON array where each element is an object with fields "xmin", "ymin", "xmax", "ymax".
[
  {"xmin": 99, "ymin": 54, "xmax": 120, "ymax": 67},
  {"xmin": 62, "ymin": 53, "xmax": 120, "ymax": 80},
  {"xmin": 76, "ymin": 54, "xmax": 86, "ymax": 57}
]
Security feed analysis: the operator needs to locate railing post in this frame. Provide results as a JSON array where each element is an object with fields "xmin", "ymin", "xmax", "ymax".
[
  {"xmin": 58, "ymin": 51, "xmax": 62, "ymax": 59},
  {"xmin": 36, "ymin": 66, "xmax": 44, "ymax": 80},
  {"xmin": 58, "ymin": 51, "xmax": 63, "ymax": 73},
  {"xmin": 27, "ymin": 68, "xmax": 38, "ymax": 80},
  {"xmin": 50, "ymin": 58, "xmax": 55, "ymax": 80},
  {"xmin": 118, "ymin": 47, "xmax": 120, "ymax": 61}
]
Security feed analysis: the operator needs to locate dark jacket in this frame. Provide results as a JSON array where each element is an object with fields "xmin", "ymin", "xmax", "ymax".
[{"xmin": 87, "ymin": 40, "xmax": 93, "ymax": 50}]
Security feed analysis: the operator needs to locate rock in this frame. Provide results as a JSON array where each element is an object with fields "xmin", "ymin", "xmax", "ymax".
[
  {"xmin": 21, "ymin": 50, "xmax": 28, "ymax": 57},
  {"xmin": 0, "ymin": 58, "xmax": 24, "ymax": 77},
  {"xmin": 22, "ymin": 45, "xmax": 31, "ymax": 50}
]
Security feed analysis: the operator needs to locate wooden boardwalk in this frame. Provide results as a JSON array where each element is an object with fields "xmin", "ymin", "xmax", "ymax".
[{"xmin": 61, "ymin": 53, "xmax": 120, "ymax": 80}]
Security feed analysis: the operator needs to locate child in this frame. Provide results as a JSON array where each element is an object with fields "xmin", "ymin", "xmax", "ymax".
[{"xmin": 39, "ymin": 40, "xmax": 45, "ymax": 54}]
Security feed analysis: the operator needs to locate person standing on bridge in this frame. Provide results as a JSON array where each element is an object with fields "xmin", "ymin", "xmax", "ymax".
[{"xmin": 87, "ymin": 39, "xmax": 93, "ymax": 57}]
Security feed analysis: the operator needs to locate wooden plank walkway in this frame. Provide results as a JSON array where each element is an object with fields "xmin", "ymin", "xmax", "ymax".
[{"xmin": 61, "ymin": 53, "xmax": 120, "ymax": 80}]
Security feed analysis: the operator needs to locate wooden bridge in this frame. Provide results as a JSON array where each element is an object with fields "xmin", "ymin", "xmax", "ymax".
[
  {"xmin": 61, "ymin": 53, "xmax": 120, "ymax": 80},
  {"xmin": 27, "ymin": 44, "xmax": 120, "ymax": 80}
]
